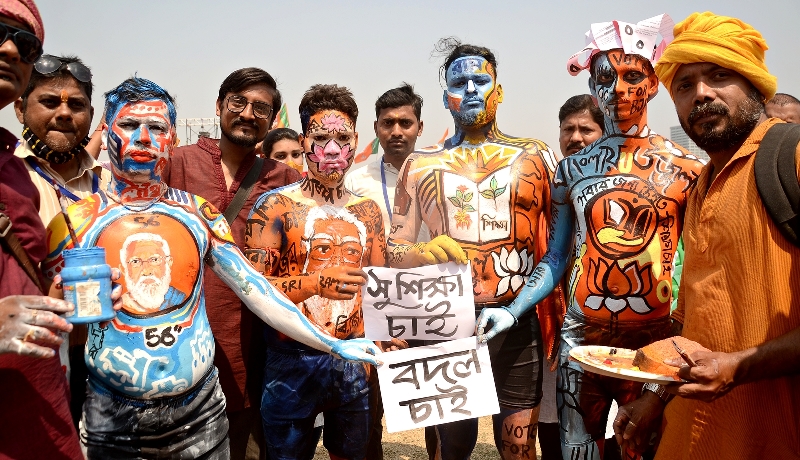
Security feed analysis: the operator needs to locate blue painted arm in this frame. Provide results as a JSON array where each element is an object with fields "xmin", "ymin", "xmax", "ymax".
[{"xmin": 208, "ymin": 239, "xmax": 381, "ymax": 365}]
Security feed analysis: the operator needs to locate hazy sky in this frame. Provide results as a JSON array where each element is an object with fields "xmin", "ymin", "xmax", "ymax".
[{"xmin": 4, "ymin": 0, "xmax": 798, "ymax": 159}]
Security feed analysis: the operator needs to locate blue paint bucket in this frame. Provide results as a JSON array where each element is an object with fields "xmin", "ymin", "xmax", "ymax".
[{"xmin": 61, "ymin": 247, "xmax": 115, "ymax": 324}]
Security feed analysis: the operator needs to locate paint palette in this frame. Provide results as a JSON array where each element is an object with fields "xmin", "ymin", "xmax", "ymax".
[{"xmin": 569, "ymin": 345, "xmax": 681, "ymax": 384}]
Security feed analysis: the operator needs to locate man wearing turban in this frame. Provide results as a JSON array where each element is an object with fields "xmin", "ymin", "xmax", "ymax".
[{"xmin": 617, "ymin": 11, "xmax": 800, "ymax": 460}]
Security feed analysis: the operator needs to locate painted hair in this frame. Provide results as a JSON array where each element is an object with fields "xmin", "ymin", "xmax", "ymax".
[
  {"xmin": 22, "ymin": 55, "xmax": 93, "ymax": 103},
  {"xmin": 218, "ymin": 67, "xmax": 282, "ymax": 127},
  {"xmin": 104, "ymin": 77, "xmax": 177, "ymax": 125},
  {"xmin": 558, "ymin": 94, "xmax": 605, "ymax": 130},
  {"xmin": 374, "ymin": 83, "xmax": 423, "ymax": 121},
  {"xmin": 298, "ymin": 84, "xmax": 358, "ymax": 134},
  {"xmin": 435, "ymin": 37, "xmax": 498, "ymax": 82},
  {"xmin": 262, "ymin": 127, "xmax": 300, "ymax": 156}
]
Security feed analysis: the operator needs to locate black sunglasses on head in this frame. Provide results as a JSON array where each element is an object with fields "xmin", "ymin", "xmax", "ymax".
[
  {"xmin": 34, "ymin": 55, "xmax": 92, "ymax": 82},
  {"xmin": 0, "ymin": 22, "xmax": 42, "ymax": 64}
]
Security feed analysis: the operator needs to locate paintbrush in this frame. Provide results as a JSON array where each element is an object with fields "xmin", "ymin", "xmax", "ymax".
[{"xmin": 671, "ymin": 338, "xmax": 697, "ymax": 368}]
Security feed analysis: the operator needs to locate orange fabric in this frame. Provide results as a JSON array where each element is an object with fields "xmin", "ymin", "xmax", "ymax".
[{"xmin": 657, "ymin": 118, "xmax": 800, "ymax": 460}]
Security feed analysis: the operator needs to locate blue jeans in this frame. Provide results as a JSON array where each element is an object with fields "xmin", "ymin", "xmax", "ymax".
[{"xmin": 261, "ymin": 347, "xmax": 372, "ymax": 460}]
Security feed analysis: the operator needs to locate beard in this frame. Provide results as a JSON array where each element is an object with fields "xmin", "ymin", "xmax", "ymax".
[
  {"xmin": 124, "ymin": 268, "xmax": 171, "ymax": 312},
  {"xmin": 680, "ymin": 90, "xmax": 763, "ymax": 153},
  {"xmin": 222, "ymin": 119, "xmax": 260, "ymax": 148},
  {"xmin": 302, "ymin": 294, "xmax": 357, "ymax": 333}
]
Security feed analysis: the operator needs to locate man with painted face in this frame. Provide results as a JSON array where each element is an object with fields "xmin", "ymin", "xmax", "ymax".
[
  {"xmin": 167, "ymin": 67, "xmax": 301, "ymax": 460},
  {"xmin": 389, "ymin": 39, "xmax": 560, "ymax": 460},
  {"xmin": 244, "ymin": 84, "xmax": 386, "ymax": 460},
  {"xmin": 43, "ymin": 77, "xmax": 381, "ymax": 459},
  {"xmin": 476, "ymin": 15, "xmax": 704, "ymax": 460}
]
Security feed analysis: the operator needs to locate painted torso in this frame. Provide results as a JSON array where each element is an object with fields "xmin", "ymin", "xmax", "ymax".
[
  {"xmin": 391, "ymin": 133, "xmax": 558, "ymax": 304},
  {"xmin": 44, "ymin": 188, "xmax": 233, "ymax": 398},
  {"xmin": 246, "ymin": 182, "xmax": 386, "ymax": 348},
  {"xmin": 554, "ymin": 130, "xmax": 703, "ymax": 323}
]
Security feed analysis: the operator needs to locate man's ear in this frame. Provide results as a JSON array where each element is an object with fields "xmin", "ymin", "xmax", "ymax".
[
  {"xmin": 417, "ymin": 120, "xmax": 424, "ymax": 137},
  {"xmin": 442, "ymin": 90, "xmax": 449, "ymax": 110},
  {"xmin": 14, "ymin": 97, "xmax": 24, "ymax": 124},
  {"xmin": 353, "ymin": 132, "xmax": 359, "ymax": 153},
  {"xmin": 300, "ymin": 134, "xmax": 310, "ymax": 152},
  {"xmin": 373, "ymin": 120, "xmax": 378, "ymax": 137},
  {"xmin": 215, "ymin": 99, "xmax": 222, "ymax": 117},
  {"xmin": 496, "ymin": 84, "xmax": 504, "ymax": 104},
  {"xmin": 101, "ymin": 123, "xmax": 108, "ymax": 151},
  {"xmin": 646, "ymin": 71, "xmax": 659, "ymax": 101}
]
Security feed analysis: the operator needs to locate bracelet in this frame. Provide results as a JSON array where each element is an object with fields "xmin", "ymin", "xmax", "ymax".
[{"xmin": 642, "ymin": 382, "xmax": 673, "ymax": 404}]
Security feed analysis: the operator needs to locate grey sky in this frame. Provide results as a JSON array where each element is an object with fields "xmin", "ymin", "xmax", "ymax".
[{"xmin": 4, "ymin": 0, "xmax": 798, "ymax": 158}]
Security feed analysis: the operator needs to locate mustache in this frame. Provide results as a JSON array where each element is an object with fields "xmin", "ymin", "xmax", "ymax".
[
  {"xmin": 688, "ymin": 102, "xmax": 729, "ymax": 125},
  {"xmin": 566, "ymin": 142, "xmax": 585, "ymax": 152},
  {"xmin": 232, "ymin": 118, "xmax": 258, "ymax": 129}
]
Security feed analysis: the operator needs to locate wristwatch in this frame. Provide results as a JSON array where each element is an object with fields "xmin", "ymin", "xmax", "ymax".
[{"xmin": 642, "ymin": 382, "xmax": 672, "ymax": 403}]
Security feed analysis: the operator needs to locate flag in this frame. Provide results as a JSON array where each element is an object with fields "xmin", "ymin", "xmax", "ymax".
[
  {"xmin": 438, "ymin": 128, "xmax": 449, "ymax": 145},
  {"xmin": 271, "ymin": 103, "xmax": 289, "ymax": 129},
  {"xmin": 354, "ymin": 137, "xmax": 380, "ymax": 163}
]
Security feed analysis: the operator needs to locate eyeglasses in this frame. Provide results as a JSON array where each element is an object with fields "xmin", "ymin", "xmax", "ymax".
[
  {"xmin": 34, "ymin": 55, "xmax": 92, "ymax": 82},
  {"xmin": 0, "ymin": 22, "xmax": 42, "ymax": 64},
  {"xmin": 127, "ymin": 255, "xmax": 167, "ymax": 269},
  {"xmin": 225, "ymin": 95, "xmax": 273, "ymax": 119}
]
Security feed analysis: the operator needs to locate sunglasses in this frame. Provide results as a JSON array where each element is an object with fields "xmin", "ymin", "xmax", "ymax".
[
  {"xmin": 0, "ymin": 22, "xmax": 42, "ymax": 64},
  {"xmin": 34, "ymin": 55, "xmax": 92, "ymax": 82}
]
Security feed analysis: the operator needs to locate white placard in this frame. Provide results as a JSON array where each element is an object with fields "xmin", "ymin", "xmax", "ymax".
[
  {"xmin": 378, "ymin": 336, "xmax": 499, "ymax": 433},
  {"xmin": 361, "ymin": 262, "xmax": 475, "ymax": 341}
]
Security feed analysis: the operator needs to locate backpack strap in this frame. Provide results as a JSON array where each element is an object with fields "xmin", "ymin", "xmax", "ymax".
[
  {"xmin": 0, "ymin": 211, "xmax": 45, "ymax": 293},
  {"xmin": 754, "ymin": 123, "xmax": 800, "ymax": 246}
]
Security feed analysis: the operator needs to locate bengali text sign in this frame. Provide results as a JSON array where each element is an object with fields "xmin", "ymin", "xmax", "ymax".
[
  {"xmin": 378, "ymin": 336, "xmax": 499, "ymax": 433},
  {"xmin": 361, "ymin": 262, "xmax": 475, "ymax": 341}
]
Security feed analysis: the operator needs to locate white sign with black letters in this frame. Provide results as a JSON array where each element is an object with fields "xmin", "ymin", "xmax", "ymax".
[
  {"xmin": 361, "ymin": 262, "xmax": 475, "ymax": 341},
  {"xmin": 378, "ymin": 336, "xmax": 499, "ymax": 433}
]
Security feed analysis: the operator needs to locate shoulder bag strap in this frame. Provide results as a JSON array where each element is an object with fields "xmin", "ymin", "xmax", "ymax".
[
  {"xmin": 223, "ymin": 156, "xmax": 265, "ymax": 225},
  {"xmin": 754, "ymin": 123, "xmax": 800, "ymax": 246}
]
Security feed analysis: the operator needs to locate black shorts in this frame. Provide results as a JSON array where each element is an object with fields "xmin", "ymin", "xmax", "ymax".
[{"xmin": 425, "ymin": 305, "xmax": 543, "ymax": 409}]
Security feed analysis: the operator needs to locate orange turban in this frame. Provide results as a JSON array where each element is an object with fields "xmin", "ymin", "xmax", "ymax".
[{"xmin": 655, "ymin": 11, "xmax": 776, "ymax": 100}]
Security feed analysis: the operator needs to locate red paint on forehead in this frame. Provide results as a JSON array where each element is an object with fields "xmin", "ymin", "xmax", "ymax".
[{"xmin": 116, "ymin": 100, "xmax": 170, "ymax": 120}]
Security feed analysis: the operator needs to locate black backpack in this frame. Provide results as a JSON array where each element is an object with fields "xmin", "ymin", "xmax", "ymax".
[{"xmin": 754, "ymin": 122, "xmax": 800, "ymax": 247}]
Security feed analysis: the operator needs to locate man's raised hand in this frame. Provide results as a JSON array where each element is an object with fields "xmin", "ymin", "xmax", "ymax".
[
  {"xmin": 405, "ymin": 235, "xmax": 468, "ymax": 267},
  {"xmin": 331, "ymin": 338, "xmax": 383, "ymax": 366},
  {"xmin": 0, "ymin": 295, "xmax": 74, "ymax": 359},
  {"xmin": 316, "ymin": 267, "xmax": 368, "ymax": 300}
]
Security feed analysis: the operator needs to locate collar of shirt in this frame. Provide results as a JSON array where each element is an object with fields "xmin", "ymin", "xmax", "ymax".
[{"xmin": 15, "ymin": 139, "xmax": 104, "ymax": 184}]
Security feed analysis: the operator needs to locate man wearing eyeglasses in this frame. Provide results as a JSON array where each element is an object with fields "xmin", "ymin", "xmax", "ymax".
[
  {"xmin": 167, "ymin": 67, "xmax": 301, "ymax": 460},
  {"xmin": 0, "ymin": 1, "xmax": 86, "ymax": 459}
]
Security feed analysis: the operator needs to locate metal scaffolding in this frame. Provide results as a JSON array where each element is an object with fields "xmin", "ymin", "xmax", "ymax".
[{"xmin": 176, "ymin": 118, "xmax": 219, "ymax": 146}]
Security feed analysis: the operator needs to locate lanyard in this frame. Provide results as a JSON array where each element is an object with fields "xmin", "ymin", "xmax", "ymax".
[
  {"xmin": 25, "ymin": 156, "xmax": 98, "ymax": 203},
  {"xmin": 380, "ymin": 157, "xmax": 392, "ymax": 221}
]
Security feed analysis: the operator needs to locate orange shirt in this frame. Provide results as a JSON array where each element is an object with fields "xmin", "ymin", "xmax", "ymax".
[{"xmin": 657, "ymin": 119, "xmax": 800, "ymax": 460}]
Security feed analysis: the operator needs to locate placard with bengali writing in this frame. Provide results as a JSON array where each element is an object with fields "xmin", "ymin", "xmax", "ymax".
[
  {"xmin": 361, "ymin": 262, "xmax": 475, "ymax": 341},
  {"xmin": 378, "ymin": 336, "xmax": 499, "ymax": 433}
]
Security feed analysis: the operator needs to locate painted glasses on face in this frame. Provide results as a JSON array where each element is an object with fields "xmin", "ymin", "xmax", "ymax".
[
  {"xmin": 591, "ymin": 50, "xmax": 654, "ymax": 122},
  {"xmin": 444, "ymin": 56, "xmax": 499, "ymax": 126},
  {"xmin": 305, "ymin": 110, "xmax": 356, "ymax": 182}
]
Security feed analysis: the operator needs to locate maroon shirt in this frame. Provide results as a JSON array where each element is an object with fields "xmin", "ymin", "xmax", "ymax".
[
  {"xmin": 166, "ymin": 137, "xmax": 301, "ymax": 412},
  {"xmin": 0, "ymin": 127, "xmax": 83, "ymax": 460}
]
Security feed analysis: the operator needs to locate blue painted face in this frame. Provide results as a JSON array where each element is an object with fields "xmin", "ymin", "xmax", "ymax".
[
  {"xmin": 106, "ymin": 99, "xmax": 174, "ymax": 186},
  {"xmin": 443, "ymin": 56, "xmax": 501, "ymax": 127}
]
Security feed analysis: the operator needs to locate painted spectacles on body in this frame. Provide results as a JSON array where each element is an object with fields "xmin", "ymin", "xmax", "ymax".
[
  {"xmin": 0, "ymin": 22, "xmax": 42, "ymax": 64},
  {"xmin": 127, "ymin": 255, "xmax": 167, "ymax": 268},
  {"xmin": 34, "ymin": 55, "xmax": 92, "ymax": 82},
  {"xmin": 225, "ymin": 95, "xmax": 273, "ymax": 119}
]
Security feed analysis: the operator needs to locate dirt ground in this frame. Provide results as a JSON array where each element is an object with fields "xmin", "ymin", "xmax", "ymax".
[{"xmin": 314, "ymin": 416, "xmax": 542, "ymax": 460}]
